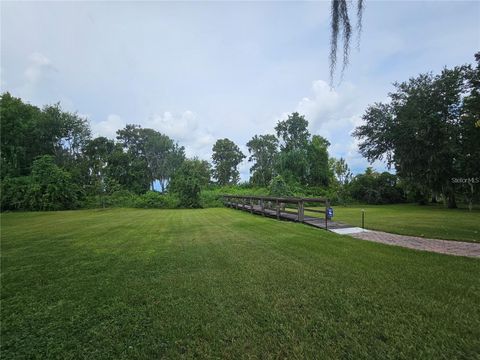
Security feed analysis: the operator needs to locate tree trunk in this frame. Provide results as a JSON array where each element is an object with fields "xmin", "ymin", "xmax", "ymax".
[
  {"xmin": 447, "ymin": 191, "xmax": 457, "ymax": 209},
  {"xmin": 468, "ymin": 182, "xmax": 474, "ymax": 212}
]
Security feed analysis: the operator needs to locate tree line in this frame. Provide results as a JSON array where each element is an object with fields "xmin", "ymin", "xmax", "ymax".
[
  {"xmin": 1, "ymin": 54, "xmax": 478, "ymax": 211},
  {"xmin": 0, "ymin": 92, "xmax": 356, "ymax": 210}
]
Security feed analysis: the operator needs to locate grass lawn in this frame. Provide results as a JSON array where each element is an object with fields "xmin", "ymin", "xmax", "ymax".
[
  {"xmin": 307, "ymin": 203, "xmax": 480, "ymax": 243},
  {"xmin": 1, "ymin": 208, "xmax": 479, "ymax": 359}
]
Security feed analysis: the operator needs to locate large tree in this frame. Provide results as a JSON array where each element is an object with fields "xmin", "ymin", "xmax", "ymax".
[
  {"xmin": 0, "ymin": 93, "xmax": 41, "ymax": 177},
  {"xmin": 83, "ymin": 136, "xmax": 115, "ymax": 196},
  {"xmin": 246, "ymin": 134, "xmax": 278, "ymax": 187},
  {"xmin": 211, "ymin": 138, "xmax": 245, "ymax": 185},
  {"xmin": 330, "ymin": 157, "xmax": 352, "ymax": 186},
  {"xmin": 274, "ymin": 112, "xmax": 311, "ymax": 185},
  {"xmin": 0, "ymin": 93, "xmax": 90, "ymax": 178},
  {"xmin": 307, "ymin": 135, "xmax": 331, "ymax": 187},
  {"xmin": 116, "ymin": 125, "xmax": 184, "ymax": 191},
  {"xmin": 275, "ymin": 112, "xmax": 310, "ymax": 152},
  {"xmin": 354, "ymin": 56, "xmax": 480, "ymax": 208},
  {"xmin": 170, "ymin": 158, "xmax": 211, "ymax": 208}
]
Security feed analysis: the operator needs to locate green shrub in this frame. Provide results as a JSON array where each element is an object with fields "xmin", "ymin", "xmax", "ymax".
[
  {"xmin": 0, "ymin": 176, "xmax": 31, "ymax": 211},
  {"xmin": 135, "ymin": 191, "xmax": 179, "ymax": 209},
  {"xmin": 26, "ymin": 156, "xmax": 80, "ymax": 211},
  {"xmin": 200, "ymin": 191, "xmax": 224, "ymax": 208},
  {"xmin": 268, "ymin": 175, "xmax": 292, "ymax": 197}
]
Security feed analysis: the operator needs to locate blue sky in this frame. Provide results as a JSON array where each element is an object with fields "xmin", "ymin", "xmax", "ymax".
[{"xmin": 1, "ymin": 1, "xmax": 479, "ymax": 180}]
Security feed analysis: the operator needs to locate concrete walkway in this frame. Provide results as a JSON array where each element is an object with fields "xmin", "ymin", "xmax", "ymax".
[{"xmin": 346, "ymin": 230, "xmax": 480, "ymax": 258}]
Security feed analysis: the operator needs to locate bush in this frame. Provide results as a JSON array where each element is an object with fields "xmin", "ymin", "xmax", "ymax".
[
  {"xmin": 26, "ymin": 156, "xmax": 80, "ymax": 211},
  {"xmin": 0, "ymin": 176, "xmax": 31, "ymax": 211},
  {"xmin": 134, "ymin": 191, "xmax": 179, "ymax": 209},
  {"xmin": 348, "ymin": 170, "xmax": 405, "ymax": 204},
  {"xmin": 81, "ymin": 190, "xmax": 137, "ymax": 208},
  {"xmin": 200, "ymin": 191, "xmax": 224, "ymax": 208},
  {"xmin": 269, "ymin": 175, "xmax": 292, "ymax": 197}
]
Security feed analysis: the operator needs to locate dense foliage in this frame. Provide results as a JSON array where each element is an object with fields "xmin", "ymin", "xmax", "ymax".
[
  {"xmin": 1, "ymin": 54, "xmax": 478, "ymax": 211},
  {"xmin": 353, "ymin": 53, "xmax": 480, "ymax": 209}
]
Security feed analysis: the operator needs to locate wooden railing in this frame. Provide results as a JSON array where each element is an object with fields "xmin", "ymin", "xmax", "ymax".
[{"xmin": 222, "ymin": 195, "xmax": 331, "ymax": 228}]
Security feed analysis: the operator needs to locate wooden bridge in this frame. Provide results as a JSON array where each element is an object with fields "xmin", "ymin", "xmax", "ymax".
[{"xmin": 222, "ymin": 195, "xmax": 350, "ymax": 230}]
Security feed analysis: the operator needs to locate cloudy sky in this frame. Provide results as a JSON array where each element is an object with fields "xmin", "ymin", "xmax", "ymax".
[{"xmin": 1, "ymin": 1, "xmax": 479, "ymax": 180}]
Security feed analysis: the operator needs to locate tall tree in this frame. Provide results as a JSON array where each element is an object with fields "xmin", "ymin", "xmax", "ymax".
[
  {"xmin": 0, "ymin": 93, "xmax": 90, "ymax": 178},
  {"xmin": 83, "ymin": 136, "xmax": 115, "ymax": 196},
  {"xmin": 354, "ymin": 57, "xmax": 479, "ymax": 208},
  {"xmin": 274, "ymin": 112, "xmax": 311, "ymax": 185},
  {"xmin": 105, "ymin": 143, "xmax": 150, "ymax": 194},
  {"xmin": 170, "ymin": 158, "xmax": 211, "ymax": 208},
  {"xmin": 275, "ymin": 112, "xmax": 310, "ymax": 152},
  {"xmin": 211, "ymin": 138, "xmax": 245, "ymax": 185},
  {"xmin": 116, "ymin": 125, "xmax": 184, "ymax": 191},
  {"xmin": 144, "ymin": 131, "xmax": 185, "ymax": 191},
  {"xmin": 246, "ymin": 134, "xmax": 278, "ymax": 186},
  {"xmin": 0, "ymin": 93, "xmax": 41, "ymax": 177},
  {"xmin": 456, "ymin": 53, "xmax": 480, "ymax": 210},
  {"xmin": 307, "ymin": 135, "xmax": 331, "ymax": 187},
  {"xmin": 331, "ymin": 157, "xmax": 352, "ymax": 186}
]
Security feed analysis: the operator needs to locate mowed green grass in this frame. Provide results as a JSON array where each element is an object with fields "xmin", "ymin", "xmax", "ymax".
[
  {"xmin": 307, "ymin": 204, "xmax": 480, "ymax": 243},
  {"xmin": 1, "ymin": 208, "xmax": 479, "ymax": 359}
]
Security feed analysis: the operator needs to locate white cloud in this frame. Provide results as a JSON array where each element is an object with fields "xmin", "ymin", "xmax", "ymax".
[
  {"xmin": 91, "ymin": 114, "xmax": 126, "ymax": 140},
  {"xmin": 24, "ymin": 52, "xmax": 56, "ymax": 85},
  {"xmin": 145, "ymin": 111, "xmax": 216, "ymax": 160}
]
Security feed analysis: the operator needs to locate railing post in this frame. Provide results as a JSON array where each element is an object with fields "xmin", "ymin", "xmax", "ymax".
[
  {"xmin": 276, "ymin": 200, "xmax": 280, "ymax": 220},
  {"xmin": 298, "ymin": 200, "xmax": 304, "ymax": 222},
  {"xmin": 325, "ymin": 199, "xmax": 329, "ymax": 230},
  {"xmin": 250, "ymin": 198, "xmax": 253, "ymax": 214},
  {"xmin": 260, "ymin": 199, "xmax": 265, "ymax": 216}
]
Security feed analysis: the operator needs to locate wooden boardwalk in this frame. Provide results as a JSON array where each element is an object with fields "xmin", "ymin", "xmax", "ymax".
[
  {"xmin": 223, "ymin": 195, "xmax": 350, "ymax": 230},
  {"xmin": 224, "ymin": 195, "xmax": 480, "ymax": 258}
]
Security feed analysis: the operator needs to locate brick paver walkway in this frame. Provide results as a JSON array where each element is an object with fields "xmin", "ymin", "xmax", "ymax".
[{"xmin": 349, "ymin": 230, "xmax": 480, "ymax": 258}]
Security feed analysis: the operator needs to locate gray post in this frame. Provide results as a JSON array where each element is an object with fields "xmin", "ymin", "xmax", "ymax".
[
  {"xmin": 276, "ymin": 200, "xmax": 280, "ymax": 220},
  {"xmin": 298, "ymin": 200, "xmax": 304, "ymax": 222},
  {"xmin": 250, "ymin": 199, "xmax": 253, "ymax": 214},
  {"xmin": 260, "ymin": 199, "xmax": 265, "ymax": 215}
]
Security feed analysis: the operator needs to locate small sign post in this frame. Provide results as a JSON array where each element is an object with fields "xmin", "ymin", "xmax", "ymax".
[{"xmin": 327, "ymin": 207, "xmax": 334, "ymax": 220}]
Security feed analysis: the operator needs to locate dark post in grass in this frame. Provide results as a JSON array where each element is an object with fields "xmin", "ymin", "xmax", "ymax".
[{"xmin": 362, "ymin": 209, "xmax": 365, "ymax": 229}]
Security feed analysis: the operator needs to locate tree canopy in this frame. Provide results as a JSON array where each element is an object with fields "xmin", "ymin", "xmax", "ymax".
[
  {"xmin": 212, "ymin": 138, "xmax": 245, "ymax": 185},
  {"xmin": 353, "ymin": 54, "xmax": 480, "ymax": 208}
]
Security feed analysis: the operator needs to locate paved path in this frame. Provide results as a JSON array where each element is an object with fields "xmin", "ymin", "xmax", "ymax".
[
  {"xmin": 348, "ymin": 230, "xmax": 480, "ymax": 258},
  {"xmin": 225, "ymin": 204, "xmax": 480, "ymax": 258}
]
